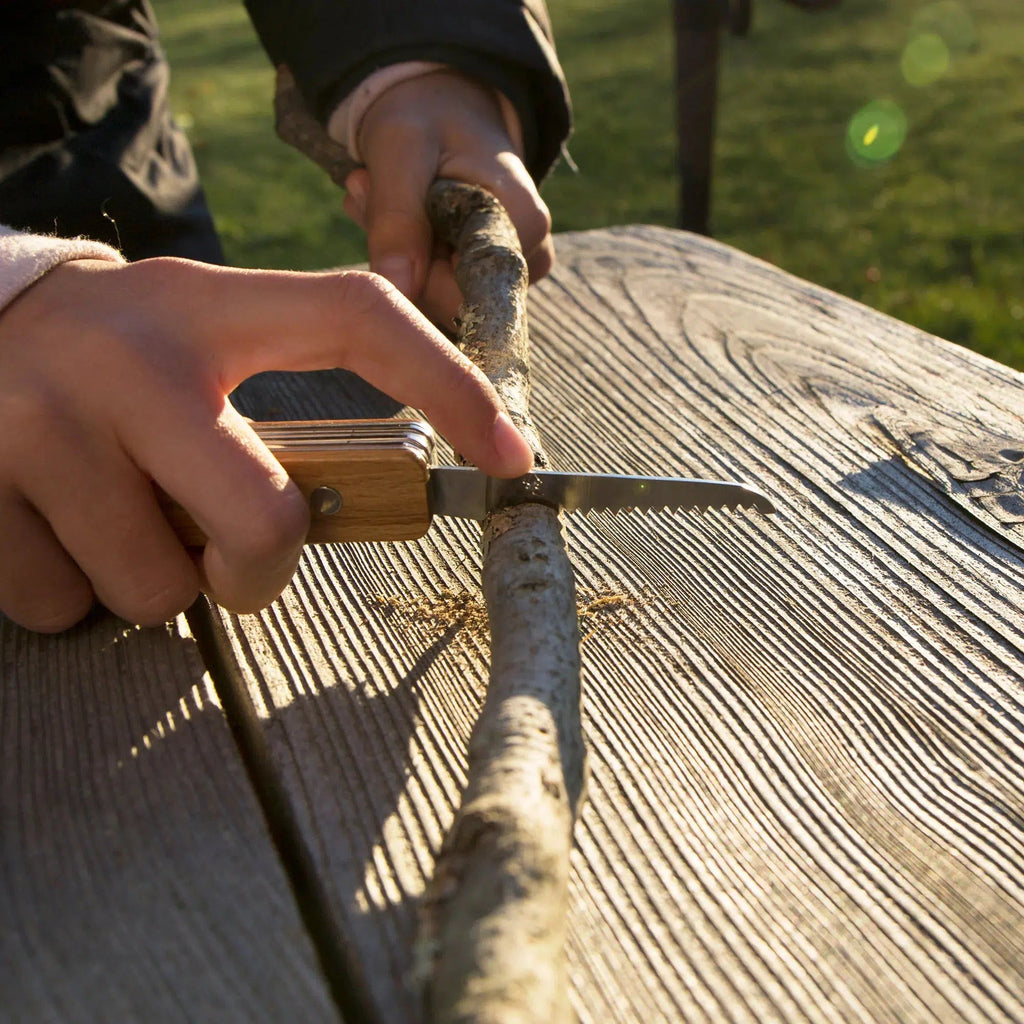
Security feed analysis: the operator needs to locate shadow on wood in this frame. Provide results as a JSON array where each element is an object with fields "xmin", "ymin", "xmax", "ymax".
[{"xmin": 0, "ymin": 608, "xmax": 336, "ymax": 1021}]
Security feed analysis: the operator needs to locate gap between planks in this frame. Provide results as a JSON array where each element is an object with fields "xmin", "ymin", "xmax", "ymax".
[{"xmin": 184, "ymin": 597, "xmax": 378, "ymax": 1024}]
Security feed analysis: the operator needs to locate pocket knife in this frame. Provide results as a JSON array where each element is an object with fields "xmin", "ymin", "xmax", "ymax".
[{"xmin": 162, "ymin": 419, "xmax": 774, "ymax": 546}]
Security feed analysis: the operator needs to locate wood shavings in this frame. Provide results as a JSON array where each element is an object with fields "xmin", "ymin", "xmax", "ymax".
[
  {"xmin": 370, "ymin": 585, "xmax": 654, "ymax": 647},
  {"xmin": 577, "ymin": 586, "xmax": 653, "ymax": 643},
  {"xmin": 370, "ymin": 589, "xmax": 489, "ymax": 641}
]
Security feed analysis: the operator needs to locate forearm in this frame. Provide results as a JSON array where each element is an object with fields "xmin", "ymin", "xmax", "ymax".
[{"xmin": 0, "ymin": 226, "xmax": 123, "ymax": 315}]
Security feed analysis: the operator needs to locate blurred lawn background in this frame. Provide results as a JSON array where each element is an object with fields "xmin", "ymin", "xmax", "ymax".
[{"xmin": 153, "ymin": 0, "xmax": 1023, "ymax": 366}]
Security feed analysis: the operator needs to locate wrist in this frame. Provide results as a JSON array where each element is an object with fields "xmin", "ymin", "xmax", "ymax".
[
  {"xmin": 0, "ymin": 227, "xmax": 124, "ymax": 316},
  {"xmin": 326, "ymin": 63, "xmax": 524, "ymax": 166}
]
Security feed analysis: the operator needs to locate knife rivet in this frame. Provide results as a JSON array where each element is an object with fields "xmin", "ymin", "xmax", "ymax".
[{"xmin": 310, "ymin": 486, "xmax": 343, "ymax": 516}]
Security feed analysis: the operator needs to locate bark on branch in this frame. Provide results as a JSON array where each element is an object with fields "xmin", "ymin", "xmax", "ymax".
[
  {"xmin": 417, "ymin": 180, "xmax": 587, "ymax": 1024},
  {"xmin": 270, "ymin": 88, "xmax": 587, "ymax": 1018}
]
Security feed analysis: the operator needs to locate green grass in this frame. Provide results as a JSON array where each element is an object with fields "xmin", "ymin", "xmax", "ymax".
[{"xmin": 153, "ymin": 0, "xmax": 1024, "ymax": 366}]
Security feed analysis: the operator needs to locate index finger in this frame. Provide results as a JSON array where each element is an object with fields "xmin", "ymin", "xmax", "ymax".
[{"xmin": 163, "ymin": 260, "xmax": 533, "ymax": 477}]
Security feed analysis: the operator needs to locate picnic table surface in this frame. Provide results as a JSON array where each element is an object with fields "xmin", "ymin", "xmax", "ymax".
[{"xmin": 4, "ymin": 225, "xmax": 1024, "ymax": 1024}]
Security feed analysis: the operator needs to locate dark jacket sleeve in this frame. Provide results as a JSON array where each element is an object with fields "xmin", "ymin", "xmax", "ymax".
[{"xmin": 241, "ymin": 0, "xmax": 571, "ymax": 182}]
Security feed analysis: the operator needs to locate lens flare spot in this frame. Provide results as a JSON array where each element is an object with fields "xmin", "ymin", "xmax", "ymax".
[
  {"xmin": 846, "ymin": 100, "xmax": 907, "ymax": 167},
  {"xmin": 902, "ymin": 31, "xmax": 951, "ymax": 86}
]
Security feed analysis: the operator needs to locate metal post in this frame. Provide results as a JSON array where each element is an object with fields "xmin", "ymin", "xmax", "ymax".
[{"xmin": 673, "ymin": 0, "xmax": 722, "ymax": 234}]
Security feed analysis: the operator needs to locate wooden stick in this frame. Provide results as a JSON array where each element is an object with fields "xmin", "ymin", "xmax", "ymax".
[
  {"xmin": 418, "ymin": 180, "xmax": 587, "ymax": 1024},
  {"xmin": 425, "ymin": 182, "xmax": 545, "ymax": 465},
  {"xmin": 270, "ymin": 85, "xmax": 587, "ymax": 1017},
  {"xmin": 273, "ymin": 66, "xmax": 358, "ymax": 188}
]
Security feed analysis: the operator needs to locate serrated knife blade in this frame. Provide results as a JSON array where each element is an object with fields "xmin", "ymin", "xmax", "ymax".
[{"xmin": 428, "ymin": 466, "xmax": 775, "ymax": 521}]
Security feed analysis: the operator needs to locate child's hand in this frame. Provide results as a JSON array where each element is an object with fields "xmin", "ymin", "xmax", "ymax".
[
  {"xmin": 0, "ymin": 256, "xmax": 532, "ymax": 632},
  {"xmin": 342, "ymin": 69, "xmax": 554, "ymax": 328}
]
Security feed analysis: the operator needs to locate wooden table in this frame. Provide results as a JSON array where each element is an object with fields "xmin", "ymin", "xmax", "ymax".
[{"xmin": 4, "ymin": 226, "xmax": 1024, "ymax": 1023}]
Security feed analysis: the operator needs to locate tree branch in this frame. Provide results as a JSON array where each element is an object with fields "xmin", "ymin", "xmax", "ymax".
[
  {"xmin": 268, "ymin": 80, "xmax": 587, "ymax": 1013},
  {"xmin": 417, "ymin": 180, "xmax": 587, "ymax": 1024}
]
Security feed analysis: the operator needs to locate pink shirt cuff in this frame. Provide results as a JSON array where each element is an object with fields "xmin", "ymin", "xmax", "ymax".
[{"xmin": 0, "ymin": 226, "xmax": 124, "ymax": 315}]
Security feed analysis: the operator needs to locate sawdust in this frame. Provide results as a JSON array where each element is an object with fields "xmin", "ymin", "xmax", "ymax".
[
  {"xmin": 371, "ymin": 589, "xmax": 490, "ymax": 641},
  {"xmin": 370, "ymin": 584, "xmax": 655, "ymax": 645},
  {"xmin": 577, "ymin": 587, "xmax": 652, "ymax": 644}
]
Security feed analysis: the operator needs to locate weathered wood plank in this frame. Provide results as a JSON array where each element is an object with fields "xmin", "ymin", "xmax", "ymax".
[
  {"xmin": 214, "ymin": 226, "xmax": 1024, "ymax": 1023},
  {"xmin": 0, "ymin": 610, "xmax": 337, "ymax": 1022}
]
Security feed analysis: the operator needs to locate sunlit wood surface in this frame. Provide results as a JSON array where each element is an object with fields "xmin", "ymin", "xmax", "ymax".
[{"xmin": 5, "ymin": 226, "xmax": 1024, "ymax": 1022}]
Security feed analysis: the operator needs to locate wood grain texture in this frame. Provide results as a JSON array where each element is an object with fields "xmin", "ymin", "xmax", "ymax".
[
  {"xmin": 0, "ymin": 610, "xmax": 336, "ymax": 1022},
  {"xmin": 212, "ymin": 226, "xmax": 1024, "ymax": 1023}
]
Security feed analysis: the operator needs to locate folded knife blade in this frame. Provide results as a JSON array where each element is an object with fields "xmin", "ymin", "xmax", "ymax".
[{"xmin": 161, "ymin": 419, "xmax": 774, "ymax": 547}]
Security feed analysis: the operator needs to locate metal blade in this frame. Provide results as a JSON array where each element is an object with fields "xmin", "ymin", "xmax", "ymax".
[{"xmin": 428, "ymin": 466, "xmax": 775, "ymax": 522}]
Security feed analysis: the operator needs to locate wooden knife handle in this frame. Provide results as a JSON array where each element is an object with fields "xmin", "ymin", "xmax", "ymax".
[{"xmin": 159, "ymin": 419, "xmax": 434, "ymax": 546}]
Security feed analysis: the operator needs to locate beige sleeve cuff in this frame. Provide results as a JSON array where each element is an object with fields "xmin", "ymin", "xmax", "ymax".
[{"xmin": 0, "ymin": 226, "xmax": 124, "ymax": 315}]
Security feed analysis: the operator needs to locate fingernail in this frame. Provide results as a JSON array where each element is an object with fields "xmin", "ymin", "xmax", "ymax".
[
  {"xmin": 375, "ymin": 255, "xmax": 414, "ymax": 298},
  {"xmin": 492, "ymin": 412, "xmax": 534, "ymax": 477}
]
